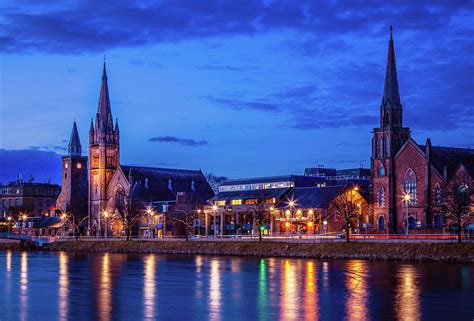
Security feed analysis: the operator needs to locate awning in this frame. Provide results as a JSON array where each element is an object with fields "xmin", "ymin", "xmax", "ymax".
[{"xmin": 33, "ymin": 217, "xmax": 65, "ymax": 229}]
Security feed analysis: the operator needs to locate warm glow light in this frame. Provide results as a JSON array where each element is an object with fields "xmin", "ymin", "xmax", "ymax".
[
  {"xmin": 404, "ymin": 194, "xmax": 411, "ymax": 201},
  {"xmin": 22, "ymin": 215, "xmax": 27, "ymax": 220},
  {"xmin": 212, "ymin": 205, "xmax": 218, "ymax": 211},
  {"xmin": 297, "ymin": 209, "xmax": 302, "ymax": 215},
  {"xmin": 289, "ymin": 201, "xmax": 295, "ymax": 207},
  {"xmin": 103, "ymin": 211, "xmax": 109, "ymax": 218},
  {"xmin": 308, "ymin": 221, "xmax": 314, "ymax": 228},
  {"xmin": 197, "ymin": 209, "xmax": 201, "ymax": 213},
  {"xmin": 285, "ymin": 222, "xmax": 291, "ymax": 228},
  {"xmin": 323, "ymin": 220, "xmax": 327, "ymax": 225},
  {"xmin": 270, "ymin": 207, "xmax": 274, "ymax": 211},
  {"xmin": 7, "ymin": 216, "xmax": 11, "ymax": 221},
  {"xmin": 308, "ymin": 210, "xmax": 314, "ymax": 215},
  {"xmin": 353, "ymin": 186, "xmax": 359, "ymax": 191}
]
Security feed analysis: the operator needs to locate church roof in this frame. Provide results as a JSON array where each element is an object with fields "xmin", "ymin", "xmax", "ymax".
[
  {"xmin": 121, "ymin": 165, "xmax": 214, "ymax": 203},
  {"xmin": 425, "ymin": 146, "xmax": 474, "ymax": 178},
  {"xmin": 381, "ymin": 26, "xmax": 401, "ymax": 109},
  {"xmin": 68, "ymin": 121, "xmax": 82, "ymax": 156}
]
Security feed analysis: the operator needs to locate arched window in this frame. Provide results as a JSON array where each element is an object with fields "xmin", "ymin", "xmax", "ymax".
[
  {"xmin": 385, "ymin": 136, "xmax": 390, "ymax": 156},
  {"xmin": 403, "ymin": 169, "xmax": 417, "ymax": 205},
  {"xmin": 408, "ymin": 216, "xmax": 416, "ymax": 230},
  {"xmin": 434, "ymin": 184, "xmax": 442, "ymax": 205},
  {"xmin": 378, "ymin": 216, "xmax": 385, "ymax": 230},
  {"xmin": 115, "ymin": 188, "xmax": 126, "ymax": 211},
  {"xmin": 378, "ymin": 185, "xmax": 385, "ymax": 207},
  {"xmin": 378, "ymin": 137, "xmax": 383, "ymax": 158}
]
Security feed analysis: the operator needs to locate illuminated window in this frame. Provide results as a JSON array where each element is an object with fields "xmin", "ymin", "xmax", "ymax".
[
  {"xmin": 245, "ymin": 199, "xmax": 257, "ymax": 205},
  {"xmin": 403, "ymin": 169, "xmax": 417, "ymax": 205},
  {"xmin": 76, "ymin": 162, "xmax": 83, "ymax": 169},
  {"xmin": 215, "ymin": 200, "xmax": 226, "ymax": 206},
  {"xmin": 434, "ymin": 184, "xmax": 441, "ymax": 205},
  {"xmin": 378, "ymin": 185, "xmax": 385, "ymax": 207},
  {"xmin": 265, "ymin": 198, "xmax": 276, "ymax": 204},
  {"xmin": 231, "ymin": 199, "xmax": 242, "ymax": 205}
]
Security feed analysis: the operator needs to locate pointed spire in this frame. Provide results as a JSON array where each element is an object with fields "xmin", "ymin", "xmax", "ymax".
[
  {"xmin": 97, "ymin": 61, "xmax": 112, "ymax": 129},
  {"xmin": 382, "ymin": 26, "xmax": 401, "ymax": 109},
  {"xmin": 68, "ymin": 121, "xmax": 82, "ymax": 156},
  {"xmin": 114, "ymin": 118, "xmax": 119, "ymax": 133}
]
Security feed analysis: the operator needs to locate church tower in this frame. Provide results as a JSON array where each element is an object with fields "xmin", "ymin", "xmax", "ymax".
[
  {"xmin": 371, "ymin": 27, "xmax": 410, "ymax": 233},
  {"xmin": 89, "ymin": 63, "xmax": 120, "ymax": 231},
  {"xmin": 57, "ymin": 121, "xmax": 88, "ymax": 218}
]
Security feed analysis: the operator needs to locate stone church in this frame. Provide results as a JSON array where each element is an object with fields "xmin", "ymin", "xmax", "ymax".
[
  {"xmin": 371, "ymin": 29, "xmax": 474, "ymax": 234},
  {"xmin": 58, "ymin": 64, "xmax": 214, "ymax": 236}
]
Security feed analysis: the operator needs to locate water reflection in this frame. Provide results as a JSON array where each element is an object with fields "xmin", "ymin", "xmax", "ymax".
[
  {"xmin": 395, "ymin": 265, "xmax": 421, "ymax": 321},
  {"xmin": 280, "ymin": 260, "xmax": 298, "ymax": 321},
  {"xmin": 58, "ymin": 252, "xmax": 69, "ymax": 321},
  {"xmin": 305, "ymin": 261, "xmax": 318, "ymax": 321},
  {"xmin": 209, "ymin": 258, "xmax": 221, "ymax": 321},
  {"xmin": 258, "ymin": 259, "xmax": 268, "ymax": 321},
  {"xmin": 345, "ymin": 261, "xmax": 369, "ymax": 321},
  {"xmin": 20, "ymin": 251, "xmax": 28, "ymax": 321},
  {"xmin": 143, "ymin": 254, "xmax": 156, "ymax": 320},
  {"xmin": 99, "ymin": 253, "xmax": 111, "ymax": 321}
]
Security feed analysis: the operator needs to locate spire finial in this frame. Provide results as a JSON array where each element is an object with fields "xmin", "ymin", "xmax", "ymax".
[{"xmin": 390, "ymin": 25, "xmax": 393, "ymax": 40}]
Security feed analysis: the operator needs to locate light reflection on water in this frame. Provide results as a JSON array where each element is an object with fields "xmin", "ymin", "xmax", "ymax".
[{"xmin": 0, "ymin": 251, "xmax": 472, "ymax": 321}]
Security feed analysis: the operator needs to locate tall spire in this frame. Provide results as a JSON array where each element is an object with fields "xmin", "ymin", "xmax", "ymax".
[
  {"xmin": 97, "ymin": 61, "xmax": 112, "ymax": 128},
  {"xmin": 68, "ymin": 121, "xmax": 82, "ymax": 156},
  {"xmin": 381, "ymin": 26, "xmax": 401, "ymax": 108}
]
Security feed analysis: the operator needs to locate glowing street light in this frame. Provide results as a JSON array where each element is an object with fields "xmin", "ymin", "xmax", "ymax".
[
  {"xmin": 7, "ymin": 216, "xmax": 12, "ymax": 234},
  {"xmin": 103, "ymin": 210, "xmax": 109, "ymax": 239},
  {"xmin": 212, "ymin": 204, "xmax": 218, "ymax": 239},
  {"xmin": 403, "ymin": 193, "xmax": 411, "ymax": 238}
]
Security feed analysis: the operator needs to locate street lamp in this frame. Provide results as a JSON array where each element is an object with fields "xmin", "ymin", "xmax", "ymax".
[
  {"xmin": 288, "ymin": 200, "xmax": 296, "ymax": 237},
  {"xmin": 7, "ymin": 216, "xmax": 12, "ymax": 234},
  {"xmin": 61, "ymin": 212, "xmax": 67, "ymax": 239},
  {"xmin": 357, "ymin": 203, "xmax": 361, "ymax": 236},
  {"xmin": 212, "ymin": 205, "xmax": 218, "ymax": 239},
  {"xmin": 403, "ymin": 193, "xmax": 411, "ymax": 238},
  {"xmin": 146, "ymin": 207, "xmax": 153, "ymax": 239},
  {"xmin": 323, "ymin": 220, "xmax": 328, "ymax": 236},
  {"xmin": 103, "ymin": 210, "xmax": 109, "ymax": 239}
]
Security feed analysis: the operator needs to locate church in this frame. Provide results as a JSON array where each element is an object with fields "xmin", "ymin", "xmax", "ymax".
[
  {"xmin": 57, "ymin": 64, "xmax": 214, "ymax": 236},
  {"xmin": 370, "ymin": 29, "xmax": 474, "ymax": 234}
]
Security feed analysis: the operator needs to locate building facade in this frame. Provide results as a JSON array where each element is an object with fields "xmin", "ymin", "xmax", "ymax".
[
  {"xmin": 371, "ymin": 30, "xmax": 474, "ymax": 234},
  {"xmin": 0, "ymin": 176, "xmax": 60, "ymax": 218}
]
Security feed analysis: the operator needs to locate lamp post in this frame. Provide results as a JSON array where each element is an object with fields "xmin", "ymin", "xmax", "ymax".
[
  {"xmin": 212, "ymin": 205, "xmax": 218, "ymax": 239},
  {"xmin": 403, "ymin": 194, "xmax": 411, "ymax": 238},
  {"xmin": 323, "ymin": 220, "xmax": 328, "ymax": 237},
  {"xmin": 7, "ymin": 216, "xmax": 12, "ymax": 234},
  {"xmin": 289, "ymin": 200, "xmax": 295, "ymax": 238},
  {"xmin": 356, "ymin": 203, "xmax": 361, "ymax": 236},
  {"xmin": 197, "ymin": 209, "xmax": 201, "ymax": 237},
  {"xmin": 103, "ymin": 211, "xmax": 109, "ymax": 239},
  {"xmin": 146, "ymin": 207, "xmax": 153, "ymax": 239},
  {"xmin": 61, "ymin": 213, "xmax": 67, "ymax": 239}
]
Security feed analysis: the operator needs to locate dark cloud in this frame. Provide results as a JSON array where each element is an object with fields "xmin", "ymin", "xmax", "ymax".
[
  {"xmin": 196, "ymin": 64, "xmax": 258, "ymax": 71},
  {"xmin": 1, "ymin": 1, "xmax": 472, "ymax": 53},
  {"xmin": 128, "ymin": 59, "xmax": 163, "ymax": 68},
  {"xmin": 0, "ymin": 148, "xmax": 62, "ymax": 184},
  {"xmin": 207, "ymin": 96, "xmax": 281, "ymax": 112},
  {"xmin": 148, "ymin": 136, "xmax": 208, "ymax": 146}
]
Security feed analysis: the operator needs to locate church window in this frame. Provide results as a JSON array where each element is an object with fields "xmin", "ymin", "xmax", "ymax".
[
  {"xmin": 433, "ymin": 214, "xmax": 443, "ymax": 229},
  {"xmin": 434, "ymin": 184, "xmax": 442, "ymax": 205},
  {"xmin": 385, "ymin": 136, "xmax": 390, "ymax": 156},
  {"xmin": 378, "ymin": 137, "xmax": 383, "ymax": 158},
  {"xmin": 115, "ymin": 188, "xmax": 126, "ymax": 210},
  {"xmin": 378, "ymin": 216, "xmax": 385, "ymax": 229},
  {"xmin": 378, "ymin": 185, "xmax": 385, "ymax": 207},
  {"xmin": 383, "ymin": 111, "xmax": 389, "ymax": 127},
  {"xmin": 403, "ymin": 169, "xmax": 417, "ymax": 205},
  {"xmin": 378, "ymin": 163, "xmax": 385, "ymax": 177},
  {"xmin": 168, "ymin": 179, "xmax": 173, "ymax": 190}
]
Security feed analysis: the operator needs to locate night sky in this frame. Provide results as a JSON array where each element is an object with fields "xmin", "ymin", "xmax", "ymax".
[{"xmin": 1, "ymin": 0, "xmax": 473, "ymax": 184}]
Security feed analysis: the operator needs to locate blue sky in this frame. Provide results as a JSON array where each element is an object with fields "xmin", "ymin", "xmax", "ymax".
[{"xmin": 1, "ymin": 0, "xmax": 473, "ymax": 184}]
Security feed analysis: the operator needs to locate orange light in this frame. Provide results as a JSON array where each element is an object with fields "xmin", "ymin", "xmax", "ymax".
[
  {"xmin": 285, "ymin": 222, "xmax": 290, "ymax": 228},
  {"xmin": 403, "ymin": 194, "xmax": 411, "ymax": 201},
  {"xmin": 308, "ymin": 221, "xmax": 314, "ymax": 228}
]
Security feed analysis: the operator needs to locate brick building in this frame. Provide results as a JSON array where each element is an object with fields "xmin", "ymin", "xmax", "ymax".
[{"xmin": 371, "ymin": 29, "xmax": 474, "ymax": 234}]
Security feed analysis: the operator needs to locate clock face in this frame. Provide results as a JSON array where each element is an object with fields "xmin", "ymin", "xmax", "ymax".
[
  {"xmin": 76, "ymin": 162, "xmax": 83, "ymax": 169},
  {"xmin": 64, "ymin": 163, "xmax": 69, "ymax": 169}
]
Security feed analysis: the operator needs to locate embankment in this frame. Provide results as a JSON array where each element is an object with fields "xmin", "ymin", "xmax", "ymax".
[{"xmin": 41, "ymin": 240, "xmax": 474, "ymax": 263}]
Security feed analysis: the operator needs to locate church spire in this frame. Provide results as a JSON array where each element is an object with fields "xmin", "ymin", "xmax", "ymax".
[
  {"xmin": 68, "ymin": 121, "xmax": 82, "ymax": 156},
  {"xmin": 381, "ymin": 26, "xmax": 401, "ymax": 109},
  {"xmin": 97, "ymin": 61, "xmax": 113, "ymax": 129}
]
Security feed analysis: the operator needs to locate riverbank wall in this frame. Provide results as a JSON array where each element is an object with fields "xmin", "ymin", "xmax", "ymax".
[{"xmin": 32, "ymin": 240, "xmax": 474, "ymax": 263}]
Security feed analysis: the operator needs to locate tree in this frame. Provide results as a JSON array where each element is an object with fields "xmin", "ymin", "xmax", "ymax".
[
  {"xmin": 251, "ymin": 199, "xmax": 271, "ymax": 242},
  {"xmin": 205, "ymin": 172, "xmax": 228, "ymax": 194},
  {"xmin": 438, "ymin": 174, "xmax": 473, "ymax": 243},
  {"xmin": 169, "ymin": 192, "xmax": 201, "ymax": 241},
  {"xmin": 114, "ymin": 184, "xmax": 146, "ymax": 241},
  {"xmin": 328, "ymin": 186, "xmax": 363, "ymax": 243}
]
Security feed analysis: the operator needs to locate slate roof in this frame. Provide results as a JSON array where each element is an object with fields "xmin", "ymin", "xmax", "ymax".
[
  {"xmin": 276, "ymin": 186, "xmax": 345, "ymax": 209},
  {"xmin": 420, "ymin": 145, "xmax": 474, "ymax": 178},
  {"xmin": 121, "ymin": 165, "xmax": 214, "ymax": 203},
  {"xmin": 220, "ymin": 175, "xmax": 326, "ymax": 186},
  {"xmin": 211, "ymin": 187, "xmax": 291, "ymax": 201},
  {"xmin": 33, "ymin": 217, "xmax": 64, "ymax": 229}
]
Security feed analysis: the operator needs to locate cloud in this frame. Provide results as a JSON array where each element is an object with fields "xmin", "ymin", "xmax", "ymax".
[
  {"xmin": 0, "ymin": 148, "xmax": 62, "ymax": 184},
  {"xmin": 148, "ymin": 136, "xmax": 208, "ymax": 146},
  {"xmin": 196, "ymin": 64, "xmax": 258, "ymax": 71},
  {"xmin": 128, "ymin": 59, "xmax": 163, "ymax": 68},
  {"xmin": 2, "ymin": 1, "xmax": 472, "ymax": 53},
  {"xmin": 207, "ymin": 96, "xmax": 282, "ymax": 112}
]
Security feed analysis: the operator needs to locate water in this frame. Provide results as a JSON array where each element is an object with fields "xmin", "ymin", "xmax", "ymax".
[{"xmin": 0, "ymin": 251, "xmax": 472, "ymax": 321}]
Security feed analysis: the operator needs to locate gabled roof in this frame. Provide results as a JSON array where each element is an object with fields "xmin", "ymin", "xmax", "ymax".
[
  {"xmin": 421, "ymin": 145, "xmax": 474, "ymax": 178},
  {"xmin": 121, "ymin": 165, "xmax": 214, "ymax": 203}
]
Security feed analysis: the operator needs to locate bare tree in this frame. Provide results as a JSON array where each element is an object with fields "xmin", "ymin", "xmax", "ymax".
[
  {"xmin": 327, "ymin": 186, "xmax": 364, "ymax": 243},
  {"xmin": 205, "ymin": 172, "xmax": 227, "ymax": 194},
  {"xmin": 251, "ymin": 199, "xmax": 271, "ymax": 242},
  {"xmin": 114, "ymin": 185, "xmax": 146, "ymax": 241},
  {"xmin": 438, "ymin": 174, "xmax": 473, "ymax": 243},
  {"xmin": 169, "ymin": 192, "xmax": 201, "ymax": 241}
]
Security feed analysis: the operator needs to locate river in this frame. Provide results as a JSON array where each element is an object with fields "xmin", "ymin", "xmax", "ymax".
[{"xmin": 0, "ymin": 251, "xmax": 472, "ymax": 320}]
